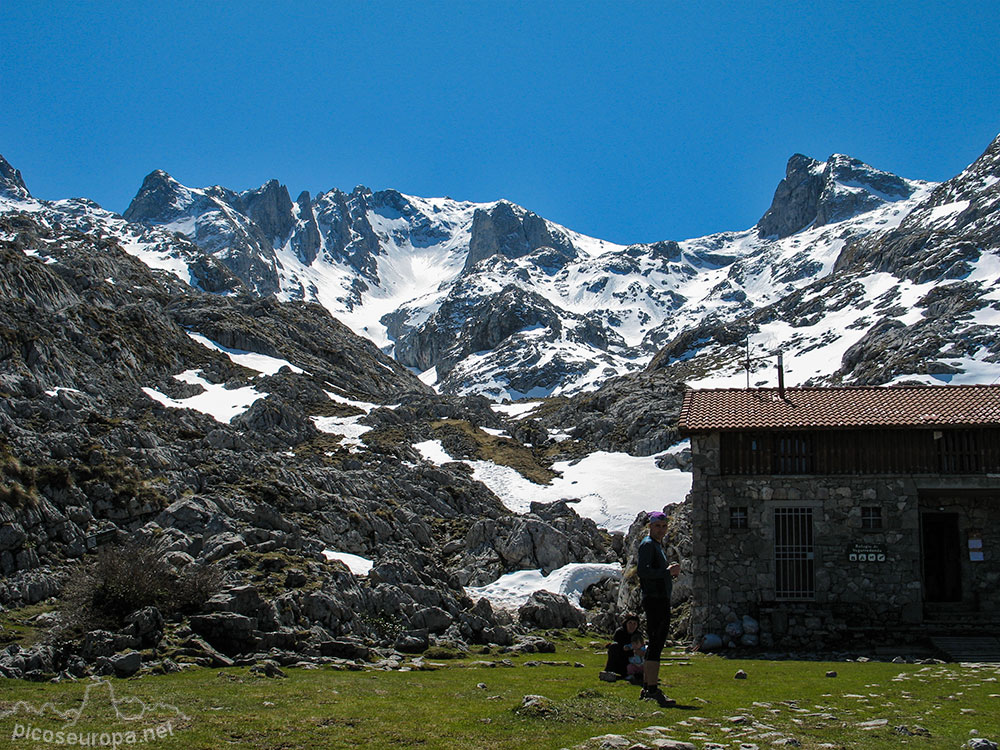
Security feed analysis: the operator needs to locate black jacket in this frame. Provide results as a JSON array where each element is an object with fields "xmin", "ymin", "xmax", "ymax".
[{"xmin": 604, "ymin": 624, "xmax": 641, "ymax": 676}]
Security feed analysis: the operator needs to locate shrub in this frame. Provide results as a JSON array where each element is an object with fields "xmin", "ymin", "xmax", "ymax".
[
  {"xmin": 0, "ymin": 480, "xmax": 35, "ymax": 507},
  {"xmin": 0, "ymin": 446, "xmax": 38, "ymax": 507},
  {"xmin": 61, "ymin": 540, "xmax": 221, "ymax": 631},
  {"xmin": 423, "ymin": 645, "xmax": 465, "ymax": 660}
]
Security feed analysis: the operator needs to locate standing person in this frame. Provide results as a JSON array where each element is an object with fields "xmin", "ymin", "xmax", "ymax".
[
  {"xmin": 600, "ymin": 614, "xmax": 641, "ymax": 681},
  {"xmin": 636, "ymin": 510, "xmax": 680, "ymax": 707}
]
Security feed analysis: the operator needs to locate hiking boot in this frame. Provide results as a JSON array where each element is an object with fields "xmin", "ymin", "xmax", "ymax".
[
  {"xmin": 598, "ymin": 671, "xmax": 619, "ymax": 682},
  {"xmin": 640, "ymin": 686, "xmax": 676, "ymax": 707}
]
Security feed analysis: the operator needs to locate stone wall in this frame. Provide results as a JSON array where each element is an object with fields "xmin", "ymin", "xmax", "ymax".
[{"xmin": 687, "ymin": 432, "xmax": 1000, "ymax": 650}]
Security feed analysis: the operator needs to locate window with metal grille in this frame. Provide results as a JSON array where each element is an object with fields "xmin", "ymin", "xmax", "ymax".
[
  {"xmin": 861, "ymin": 506, "xmax": 883, "ymax": 529},
  {"xmin": 774, "ymin": 507, "xmax": 815, "ymax": 599}
]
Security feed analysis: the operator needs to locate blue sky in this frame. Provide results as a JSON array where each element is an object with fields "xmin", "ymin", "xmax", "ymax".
[{"xmin": 2, "ymin": 1, "xmax": 998, "ymax": 244}]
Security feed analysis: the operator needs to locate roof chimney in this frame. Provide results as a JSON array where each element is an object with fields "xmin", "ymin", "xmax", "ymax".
[{"xmin": 777, "ymin": 351, "xmax": 786, "ymax": 399}]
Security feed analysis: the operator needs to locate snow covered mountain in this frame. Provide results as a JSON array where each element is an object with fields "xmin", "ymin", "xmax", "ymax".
[
  {"xmin": 3, "ymin": 133, "xmax": 999, "ymax": 400},
  {"xmin": 648, "ymin": 135, "xmax": 1000, "ymax": 389}
]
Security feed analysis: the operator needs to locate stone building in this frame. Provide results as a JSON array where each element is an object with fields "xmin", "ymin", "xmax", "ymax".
[{"xmin": 678, "ymin": 384, "xmax": 1000, "ymax": 649}]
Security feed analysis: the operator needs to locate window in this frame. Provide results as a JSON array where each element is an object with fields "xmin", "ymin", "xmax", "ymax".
[
  {"xmin": 774, "ymin": 507, "xmax": 814, "ymax": 599},
  {"xmin": 937, "ymin": 430, "xmax": 982, "ymax": 473},
  {"xmin": 730, "ymin": 506, "xmax": 749, "ymax": 529},
  {"xmin": 775, "ymin": 434, "xmax": 813, "ymax": 474},
  {"xmin": 861, "ymin": 506, "xmax": 883, "ymax": 529}
]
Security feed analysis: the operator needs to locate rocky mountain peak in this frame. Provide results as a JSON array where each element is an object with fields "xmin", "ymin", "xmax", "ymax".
[
  {"xmin": 0, "ymin": 154, "xmax": 31, "ymax": 201},
  {"xmin": 373, "ymin": 188, "xmax": 407, "ymax": 209},
  {"xmin": 123, "ymin": 169, "xmax": 188, "ymax": 224},
  {"xmin": 833, "ymin": 130, "xmax": 1000, "ymax": 283},
  {"xmin": 756, "ymin": 154, "xmax": 826, "ymax": 239},
  {"xmin": 981, "ymin": 131, "xmax": 1000, "ymax": 168},
  {"xmin": 464, "ymin": 201, "xmax": 577, "ymax": 272},
  {"xmin": 757, "ymin": 152, "xmax": 915, "ymax": 239},
  {"xmin": 239, "ymin": 179, "xmax": 295, "ymax": 243},
  {"xmin": 9, "ymin": 132, "xmax": 997, "ymax": 403},
  {"xmin": 941, "ymin": 131, "xmax": 1000, "ymax": 191},
  {"xmin": 823, "ymin": 153, "xmax": 914, "ymax": 199}
]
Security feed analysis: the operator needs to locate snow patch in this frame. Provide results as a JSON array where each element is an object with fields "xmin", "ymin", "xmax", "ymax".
[
  {"xmin": 188, "ymin": 332, "xmax": 304, "ymax": 375},
  {"xmin": 927, "ymin": 200, "xmax": 969, "ymax": 223},
  {"xmin": 322, "ymin": 550, "xmax": 374, "ymax": 576},
  {"xmin": 466, "ymin": 562, "xmax": 622, "ymax": 611},
  {"xmin": 142, "ymin": 370, "xmax": 263, "ymax": 423},
  {"xmin": 414, "ymin": 440, "xmax": 690, "ymax": 533}
]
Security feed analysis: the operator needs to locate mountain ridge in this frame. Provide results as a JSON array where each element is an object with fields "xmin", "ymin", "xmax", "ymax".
[
  {"xmin": 110, "ymin": 148, "xmax": 938, "ymax": 398},
  {"xmin": 3, "ymin": 134, "xmax": 999, "ymax": 401}
]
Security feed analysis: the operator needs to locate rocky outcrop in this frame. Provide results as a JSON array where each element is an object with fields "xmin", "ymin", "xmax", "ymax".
[
  {"xmin": 455, "ymin": 501, "xmax": 614, "ymax": 587},
  {"xmin": 394, "ymin": 278, "xmax": 628, "ymax": 397},
  {"xmin": 518, "ymin": 590, "xmax": 585, "ymax": 629},
  {"xmin": 396, "ymin": 284, "xmax": 563, "ymax": 376},
  {"xmin": 122, "ymin": 170, "xmax": 187, "ymax": 225},
  {"xmin": 757, "ymin": 154, "xmax": 827, "ymax": 239},
  {"xmin": 241, "ymin": 179, "xmax": 296, "ymax": 243},
  {"xmin": 0, "ymin": 154, "xmax": 30, "ymax": 201},
  {"xmin": 310, "ymin": 186, "xmax": 382, "ymax": 281},
  {"xmin": 537, "ymin": 371, "xmax": 689, "ymax": 457},
  {"xmin": 464, "ymin": 202, "xmax": 577, "ymax": 272},
  {"xmin": 758, "ymin": 153, "xmax": 917, "ymax": 239},
  {"xmin": 125, "ymin": 170, "xmax": 284, "ymax": 295},
  {"xmin": 835, "ymin": 133, "xmax": 1000, "ymax": 283},
  {"xmin": 290, "ymin": 190, "xmax": 322, "ymax": 265}
]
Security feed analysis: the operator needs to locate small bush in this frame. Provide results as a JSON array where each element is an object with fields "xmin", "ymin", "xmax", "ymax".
[
  {"xmin": 0, "ymin": 480, "xmax": 36, "ymax": 507},
  {"xmin": 0, "ymin": 446, "xmax": 39, "ymax": 507},
  {"xmin": 61, "ymin": 540, "xmax": 221, "ymax": 631},
  {"xmin": 424, "ymin": 646, "xmax": 465, "ymax": 660},
  {"xmin": 359, "ymin": 612, "xmax": 405, "ymax": 641}
]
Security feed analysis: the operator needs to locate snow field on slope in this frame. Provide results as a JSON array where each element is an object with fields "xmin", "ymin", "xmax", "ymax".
[
  {"xmin": 187, "ymin": 332, "xmax": 305, "ymax": 375},
  {"xmin": 413, "ymin": 440, "xmax": 691, "ymax": 533},
  {"xmin": 685, "ymin": 268, "xmax": 957, "ymax": 389},
  {"xmin": 140, "ymin": 333, "xmax": 310, "ymax": 423},
  {"xmin": 354, "ymin": 198, "xmax": 478, "ymax": 346}
]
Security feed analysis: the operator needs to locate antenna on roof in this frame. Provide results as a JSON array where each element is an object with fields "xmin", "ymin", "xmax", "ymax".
[
  {"xmin": 744, "ymin": 336, "xmax": 751, "ymax": 389},
  {"xmin": 743, "ymin": 335, "xmax": 774, "ymax": 389}
]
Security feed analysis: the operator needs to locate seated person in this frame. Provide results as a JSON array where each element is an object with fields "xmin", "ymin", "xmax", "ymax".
[
  {"xmin": 626, "ymin": 633, "xmax": 646, "ymax": 683},
  {"xmin": 600, "ymin": 614, "xmax": 641, "ymax": 681}
]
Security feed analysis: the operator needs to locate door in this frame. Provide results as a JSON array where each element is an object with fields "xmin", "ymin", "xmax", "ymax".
[{"xmin": 921, "ymin": 512, "xmax": 962, "ymax": 602}]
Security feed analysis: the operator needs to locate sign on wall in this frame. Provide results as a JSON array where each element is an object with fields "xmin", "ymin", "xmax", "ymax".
[
  {"xmin": 849, "ymin": 543, "xmax": 886, "ymax": 562},
  {"xmin": 969, "ymin": 531, "xmax": 984, "ymax": 562}
]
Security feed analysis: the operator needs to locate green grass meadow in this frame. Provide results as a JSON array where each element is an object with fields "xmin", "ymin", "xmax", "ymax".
[{"xmin": 2, "ymin": 635, "xmax": 998, "ymax": 750}]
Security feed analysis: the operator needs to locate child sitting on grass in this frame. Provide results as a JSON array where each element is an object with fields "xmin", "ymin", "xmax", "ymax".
[{"xmin": 626, "ymin": 633, "xmax": 645, "ymax": 684}]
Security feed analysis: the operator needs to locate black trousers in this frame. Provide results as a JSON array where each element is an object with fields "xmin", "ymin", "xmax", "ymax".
[{"xmin": 642, "ymin": 597, "xmax": 670, "ymax": 662}]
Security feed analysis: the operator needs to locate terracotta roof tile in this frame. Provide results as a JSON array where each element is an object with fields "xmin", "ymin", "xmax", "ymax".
[{"xmin": 678, "ymin": 385, "xmax": 1000, "ymax": 432}]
